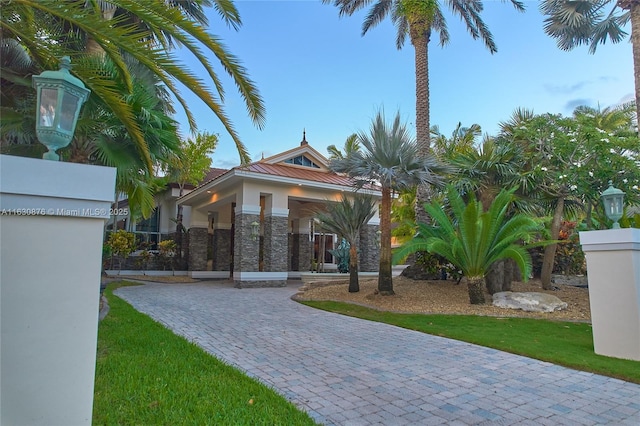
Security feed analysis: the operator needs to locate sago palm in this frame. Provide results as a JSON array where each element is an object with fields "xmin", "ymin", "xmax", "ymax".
[
  {"xmin": 330, "ymin": 110, "xmax": 444, "ymax": 295},
  {"xmin": 393, "ymin": 185, "xmax": 540, "ymax": 304},
  {"xmin": 314, "ymin": 193, "xmax": 377, "ymax": 293}
]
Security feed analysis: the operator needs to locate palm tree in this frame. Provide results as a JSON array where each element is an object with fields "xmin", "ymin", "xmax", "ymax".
[
  {"xmin": 431, "ymin": 122, "xmax": 481, "ymax": 159},
  {"xmin": 314, "ymin": 193, "xmax": 377, "ymax": 292},
  {"xmin": 330, "ymin": 110, "xmax": 444, "ymax": 295},
  {"xmin": 393, "ymin": 185, "xmax": 541, "ymax": 304},
  {"xmin": 0, "ymin": 0, "xmax": 265, "ymax": 168},
  {"xmin": 540, "ymin": 0, "xmax": 640, "ymax": 126},
  {"xmin": 165, "ymin": 132, "xmax": 219, "ymax": 265},
  {"xmin": 327, "ymin": 133, "xmax": 360, "ymax": 160},
  {"xmin": 321, "ymin": 0, "xmax": 525, "ymax": 226}
]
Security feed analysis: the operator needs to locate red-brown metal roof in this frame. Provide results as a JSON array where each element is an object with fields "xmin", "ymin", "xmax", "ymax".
[{"xmin": 236, "ymin": 162, "xmax": 355, "ymax": 187}]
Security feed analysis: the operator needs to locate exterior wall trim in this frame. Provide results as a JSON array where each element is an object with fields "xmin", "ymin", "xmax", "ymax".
[{"xmin": 235, "ymin": 272, "xmax": 288, "ymax": 281}]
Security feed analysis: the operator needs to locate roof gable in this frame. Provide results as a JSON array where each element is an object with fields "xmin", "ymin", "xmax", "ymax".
[{"xmin": 261, "ymin": 141, "xmax": 329, "ymax": 171}]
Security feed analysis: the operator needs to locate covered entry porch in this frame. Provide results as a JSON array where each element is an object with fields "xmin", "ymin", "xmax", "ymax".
[{"xmin": 178, "ymin": 142, "xmax": 381, "ymax": 287}]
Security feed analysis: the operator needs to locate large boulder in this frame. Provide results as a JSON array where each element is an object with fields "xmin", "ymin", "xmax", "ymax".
[{"xmin": 492, "ymin": 292, "xmax": 568, "ymax": 313}]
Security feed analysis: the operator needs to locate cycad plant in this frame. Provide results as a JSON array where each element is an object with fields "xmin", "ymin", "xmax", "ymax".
[
  {"xmin": 314, "ymin": 193, "xmax": 377, "ymax": 293},
  {"xmin": 393, "ymin": 185, "xmax": 541, "ymax": 304}
]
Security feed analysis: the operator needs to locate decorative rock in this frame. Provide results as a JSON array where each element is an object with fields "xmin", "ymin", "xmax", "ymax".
[
  {"xmin": 492, "ymin": 292, "xmax": 568, "ymax": 313},
  {"xmin": 551, "ymin": 274, "xmax": 588, "ymax": 287}
]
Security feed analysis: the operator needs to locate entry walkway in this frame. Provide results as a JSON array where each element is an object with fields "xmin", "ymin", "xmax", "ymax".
[{"xmin": 115, "ymin": 281, "xmax": 640, "ymax": 425}]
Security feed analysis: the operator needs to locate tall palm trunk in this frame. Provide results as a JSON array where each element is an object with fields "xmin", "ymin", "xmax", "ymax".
[
  {"xmin": 85, "ymin": 5, "xmax": 118, "ymax": 56},
  {"xmin": 378, "ymin": 186, "xmax": 394, "ymax": 295},
  {"xmin": 348, "ymin": 243, "xmax": 359, "ymax": 293},
  {"xmin": 412, "ymin": 28, "xmax": 431, "ymax": 226},
  {"xmin": 467, "ymin": 276, "xmax": 486, "ymax": 305},
  {"xmin": 541, "ymin": 196, "xmax": 565, "ymax": 289},
  {"xmin": 631, "ymin": 3, "xmax": 640, "ymax": 129}
]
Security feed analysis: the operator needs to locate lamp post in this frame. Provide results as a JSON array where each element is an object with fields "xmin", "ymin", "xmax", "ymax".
[
  {"xmin": 601, "ymin": 180, "xmax": 625, "ymax": 229},
  {"xmin": 32, "ymin": 56, "xmax": 90, "ymax": 160}
]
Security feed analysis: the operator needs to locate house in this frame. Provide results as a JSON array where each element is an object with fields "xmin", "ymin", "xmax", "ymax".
[
  {"xmin": 105, "ymin": 167, "xmax": 226, "ymax": 247},
  {"xmin": 178, "ymin": 135, "xmax": 382, "ymax": 287}
]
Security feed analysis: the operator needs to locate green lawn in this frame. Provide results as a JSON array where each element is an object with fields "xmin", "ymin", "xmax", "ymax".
[
  {"xmin": 93, "ymin": 282, "xmax": 317, "ymax": 425},
  {"xmin": 301, "ymin": 300, "xmax": 640, "ymax": 384}
]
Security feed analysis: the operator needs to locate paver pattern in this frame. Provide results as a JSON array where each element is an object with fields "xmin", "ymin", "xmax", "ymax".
[{"xmin": 115, "ymin": 281, "xmax": 640, "ymax": 425}]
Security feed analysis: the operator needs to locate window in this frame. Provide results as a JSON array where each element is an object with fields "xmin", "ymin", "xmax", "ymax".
[
  {"xmin": 285, "ymin": 155, "xmax": 320, "ymax": 168},
  {"xmin": 134, "ymin": 207, "xmax": 161, "ymax": 249}
]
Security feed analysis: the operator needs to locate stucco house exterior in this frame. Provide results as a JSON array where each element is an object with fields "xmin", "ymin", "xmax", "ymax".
[{"xmin": 178, "ymin": 136, "xmax": 382, "ymax": 287}]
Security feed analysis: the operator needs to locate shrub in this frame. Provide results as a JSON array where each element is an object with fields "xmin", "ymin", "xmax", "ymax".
[
  {"xmin": 106, "ymin": 230, "xmax": 136, "ymax": 270},
  {"xmin": 553, "ymin": 221, "xmax": 586, "ymax": 275},
  {"xmin": 157, "ymin": 239, "xmax": 177, "ymax": 271}
]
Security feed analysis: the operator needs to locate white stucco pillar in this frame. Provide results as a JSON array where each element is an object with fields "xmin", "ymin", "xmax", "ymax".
[
  {"xmin": 579, "ymin": 228, "xmax": 640, "ymax": 361},
  {"xmin": 0, "ymin": 154, "xmax": 116, "ymax": 425}
]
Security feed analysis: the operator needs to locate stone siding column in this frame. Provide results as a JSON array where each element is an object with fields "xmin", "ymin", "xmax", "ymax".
[
  {"xmin": 188, "ymin": 227, "xmax": 208, "ymax": 271},
  {"xmin": 212, "ymin": 227, "xmax": 232, "ymax": 271},
  {"xmin": 359, "ymin": 224, "xmax": 380, "ymax": 272},
  {"xmin": 234, "ymin": 212, "xmax": 260, "ymax": 275},
  {"xmin": 288, "ymin": 233, "xmax": 295, "ymax": 271},
  {"xmin": 297, "ymin": 233, "xmax": 312, "ymax": 272},
  {"xmin": 264, "ymin": 214, "xmax": 289, "ymax": 273}
]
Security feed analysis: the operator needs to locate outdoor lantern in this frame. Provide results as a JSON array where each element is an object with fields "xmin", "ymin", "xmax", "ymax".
[
  {"xmin": 32, "ymin": 56, "xmax": 90, "ymax": 160},
  {"xmin": 376, "ymin": 229, "xmax": 382, "ymax": 248},
  {"xmin": 601, "ymin": 180, "xmax": 625, "ymax": 229},
  {"xmin": 251, "ymin": 221, "xmax": 260, "ymax": 241}
]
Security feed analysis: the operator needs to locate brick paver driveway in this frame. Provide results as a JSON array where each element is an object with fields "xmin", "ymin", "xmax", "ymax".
[{"xmin": 115, "ymin": 281, "xmax": 640, "ymax": 425}]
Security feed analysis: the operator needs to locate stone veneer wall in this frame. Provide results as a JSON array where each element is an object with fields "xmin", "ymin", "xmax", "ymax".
[
  {"xmin": 296, "ymin": 233, "xmax": 312, "ymax": 272},
  {"xmin": 188, "ymin": 227, "xmax": 208, "ymax": 271},
  {"xmin": 212, "ymin": 228, "xmax": 232, "ymax": 271},
  {"xmin": 288, "ymin": 234, "xmax": 295, "ymax": 270},
  {"xmin": 234, "ymin": 213, "xmax": 260, "ymax": 273},
  {"xmin": 359, "ymin": 224, "xmax": 380, "ymax": 272},
  {"xmin": 263, "ymin": 215, "xmax": 288, "ymax": 272}
]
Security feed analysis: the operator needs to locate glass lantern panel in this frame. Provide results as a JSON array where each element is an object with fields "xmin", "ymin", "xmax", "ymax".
[
  {"xmin": 39, "ymin": 88, "xmax": 57, "ymax": 127},
  {"xmin": 60, "ymin": 92, "xmax": 79, "ymax": 131}
]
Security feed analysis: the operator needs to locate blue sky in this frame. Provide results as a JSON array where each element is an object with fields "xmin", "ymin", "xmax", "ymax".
[{"xmin": 175, "ymin": 0, "xmax": 634, "ymax": 169}]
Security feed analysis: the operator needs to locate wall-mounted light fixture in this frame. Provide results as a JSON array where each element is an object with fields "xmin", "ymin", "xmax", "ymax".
[
  {"xmin": 375, "ymin": 229, "xmax": 382, "ymax": 248},
  {"xmin": 251, "ymin": 221, "xmax": 260, "ymax": 241},
  {"xmin": 32, "ymin": 56, "xmax": 90, "ymax": 160},
  {"xmin": 601, "ymin": 180, "xmax": 625, "ymax": 229}
]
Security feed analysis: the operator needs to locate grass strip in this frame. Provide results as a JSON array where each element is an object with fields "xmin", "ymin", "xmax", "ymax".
[
  {"xmin": 93, "ymin": 282, "xmax": 317, "ymax": 425},
  {"xmin": 301, "ymin": 300, "xmax": 640, "ymax": 384}
]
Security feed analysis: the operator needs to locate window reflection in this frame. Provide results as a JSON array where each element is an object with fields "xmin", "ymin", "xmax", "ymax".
[{"xmin": 39, "ymin": 88, "xmax": 57, "ymax": 127}]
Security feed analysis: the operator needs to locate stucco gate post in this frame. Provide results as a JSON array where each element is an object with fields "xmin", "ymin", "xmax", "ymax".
[
  {"xmin": 0, "ymin": 155, "xmax": 116, "ymax": 425},
  {"xmin": 580, "ymin": 228, "xmax": 640, "ymax": 361}
]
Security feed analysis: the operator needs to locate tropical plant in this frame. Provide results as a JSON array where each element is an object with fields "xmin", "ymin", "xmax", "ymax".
[
  {"xmin": 164, "ymin": 131, "xmax": 218, "ymax": 262},
  {"xmin": 330, "ymin": 110, "xmax": 444, "ymax": 295},
  {"xmin": 500, "ymin": 104, "xmax": 640, "ymax": 288},
  {"xmin": 393, "ymin": 186, "xmax": 541, "ymax": 304},
  {"xmin": 157, "ymin": 239, "xmax": 178, "ymax": 272},
  {"xmin": 314, "ymin": 193, "xmax": 377, "ymax": 292},
  {"xmin": 540, "ymin": 0, "xmax": 640, "ymax": 126},
  {"xmin": 0, "ymin": 0, "xmax": 264, "ymax": 167},
  {"xmin": 391, "ymin": 186, "xmax": 417, "ymax": 247},
  {"xmin": 327, "ymin": 133, "xmax": 360, "ymax": 160},
  {"xmin": 321, "ymin": 0, "xmax": 525, "ymax": 227},
  {"xmin": 106, "ymin": 230, "xmax": 136, "ymax": 271},
  {"xmin": 431, "ymin": 122, "xmax": 481, "ymax": 159}
]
